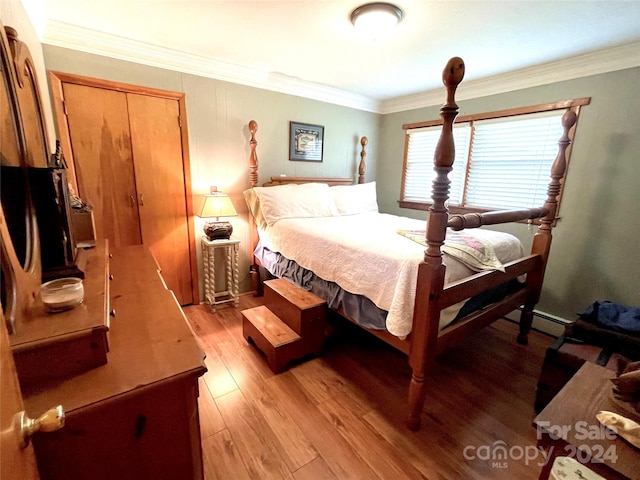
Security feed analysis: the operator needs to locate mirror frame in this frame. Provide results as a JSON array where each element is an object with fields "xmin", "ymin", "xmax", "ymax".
[{"xmin": 0, "ymin": 23, "xmax": 43, "ymax": 333}]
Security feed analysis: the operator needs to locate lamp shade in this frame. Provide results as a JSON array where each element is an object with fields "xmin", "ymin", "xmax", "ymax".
[
  {"xmin": 198, "ymin": 193, "xmax": 237, "ymax": 240},
  {"xmin": 198, "ymin": 193, "xmax": 237, "ymax": 219}
]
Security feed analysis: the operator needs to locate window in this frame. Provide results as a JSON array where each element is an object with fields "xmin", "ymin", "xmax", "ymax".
[
  {"xmin": 404, "ymin": 125, "xmax": 470, "ymax": 205},
  {"xmin": 400, "ymin": 98, "xmax": 589, "ymax": 214}
]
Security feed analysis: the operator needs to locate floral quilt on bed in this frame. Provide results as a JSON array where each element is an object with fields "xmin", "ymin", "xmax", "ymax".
[{"xmin": 396, "ymin": 229, "xmax": 506, "ymax": 272}]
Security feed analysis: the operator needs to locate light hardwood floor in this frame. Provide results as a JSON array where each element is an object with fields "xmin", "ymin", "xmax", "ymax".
[{"xmin": 184, "ymin": 294, "xmax": 556, "ymax": 480}]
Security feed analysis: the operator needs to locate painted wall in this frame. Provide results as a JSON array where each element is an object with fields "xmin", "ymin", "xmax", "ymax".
[
  {"xmin": 379, "ymin": 67, "xmax": 640, "ymax": 322},
  {"xmin": 39, "ymin": 45, "xmax": 379, "ymax": 300}
]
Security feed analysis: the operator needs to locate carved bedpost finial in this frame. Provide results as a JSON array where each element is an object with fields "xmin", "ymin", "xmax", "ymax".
[
  {"xmin": 538, "ymin": 109, "xmax": 577, "ymax": 232},
  {"xmin": 442, "ymin": 56, "xmax": 465, "ymax": 109},
  {"xmin": 249, "ymin": 120, "xmax": 258, "ymax": 188},
  {"xmin": 358, "ymin": 136, "xmax": 368, "ymax": 184},
  {"xmin": 425, "ymin": 57, "xmax": 465, "ymax": 262}
]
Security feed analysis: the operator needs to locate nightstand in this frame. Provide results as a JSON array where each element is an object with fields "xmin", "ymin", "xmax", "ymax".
[{"xmin": 201, "ymin": 236, "xmax": 240, "ymax": 309}]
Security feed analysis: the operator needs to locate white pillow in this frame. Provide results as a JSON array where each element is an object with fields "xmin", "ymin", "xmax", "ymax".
[
  {"xmin": 331, "ymin": 181, "xmax": 378, "ymax": 215},
  {"xmin": 253, "ymin": 183, "xmax": 339, "ymax": 225},
  {"xmin": 243, "ymin": 188, "xmax": 267, "ymax": 230}
]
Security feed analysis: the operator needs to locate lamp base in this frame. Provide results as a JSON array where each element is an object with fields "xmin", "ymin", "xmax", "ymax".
[{"xmin": 204, "ymin": 221, "xmax": 233, "ymax": 240}]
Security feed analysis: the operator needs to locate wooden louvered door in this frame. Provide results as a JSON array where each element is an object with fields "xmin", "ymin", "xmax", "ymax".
[{"xmin": 50, "ymin": 73, "xmax": 197, "ymax": 305}]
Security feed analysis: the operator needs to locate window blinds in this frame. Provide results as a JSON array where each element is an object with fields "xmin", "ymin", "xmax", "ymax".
[
  {"xmin": 466, "ymin": 112, "xmax": 564, "ymax": 209},
  {"xmin": 403, "ymin": 111, "xmax": 564, "ymax": 210},
  {"xmin": 404, "ymin": 125, "xmax": 470, "ymax": 204}
]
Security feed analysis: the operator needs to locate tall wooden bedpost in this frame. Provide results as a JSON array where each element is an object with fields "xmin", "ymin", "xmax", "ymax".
[
  {"xmin": 517, "ymin": 109, "xmax": 577, "ymax": 343},
  {"xmin": 358, "ymin": 136, "xmax": 367, "ymax": 184},
  {"xmin": 248, "ymin": 120, "xmax": 261, "ymax": 294},
  {"xmin": 249, "ymin": 120, "xmax": 258, "ymax": 188},
  {"xmin": 407, "ymin": 57, "xmax": 465, "ymax": 431}
]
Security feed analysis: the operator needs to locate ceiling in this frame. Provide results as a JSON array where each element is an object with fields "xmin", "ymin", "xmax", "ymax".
[{"xmin": 21, "ymin": 0, "xmax": 640, "ymax": 112}]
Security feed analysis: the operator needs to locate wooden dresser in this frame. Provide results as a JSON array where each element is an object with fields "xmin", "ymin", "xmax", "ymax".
[{"xmin": 18, "ymin": 243, "xmax": 207, "ymax": 480}]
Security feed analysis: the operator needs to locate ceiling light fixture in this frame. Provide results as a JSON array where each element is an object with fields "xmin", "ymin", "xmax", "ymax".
[{"xmin": 350, "ymin": 2, "xmax": 403, "ymax": 39}]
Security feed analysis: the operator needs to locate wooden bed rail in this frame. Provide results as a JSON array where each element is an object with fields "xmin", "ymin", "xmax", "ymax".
[
  {"xmin": 447, "ymin": 207, "xmax": 548, "ymax": 230},
  {"xmin": 441, "ymin": 255, "xmax": 540, "ymax": 309},
  {"xmin": 435, "ymin": 288, "xmax": 529, "ymax": 355}
]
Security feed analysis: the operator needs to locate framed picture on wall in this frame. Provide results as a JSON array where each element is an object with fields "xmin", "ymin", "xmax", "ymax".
[{"xmin": 289, "ymin": 122, "xmax": 324, "ymax": 162}]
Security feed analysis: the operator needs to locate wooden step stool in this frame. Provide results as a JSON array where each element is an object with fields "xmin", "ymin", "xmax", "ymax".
[{"xmin": 242, "ymin": 278, "xmax": 327, "ymax": 373}]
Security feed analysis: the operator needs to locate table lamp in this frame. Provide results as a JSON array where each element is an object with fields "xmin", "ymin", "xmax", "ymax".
[{"xmin": 198, "ymin": 187, "xmax": 237, "ymax": 240}]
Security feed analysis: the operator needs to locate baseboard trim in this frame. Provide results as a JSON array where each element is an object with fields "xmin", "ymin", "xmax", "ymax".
[{"xmin": 504, "ymin": 308, "xmax": 572, "ymax": 338}]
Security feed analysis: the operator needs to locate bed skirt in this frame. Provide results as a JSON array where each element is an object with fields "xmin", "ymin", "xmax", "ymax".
[{"xmin": 255, "ymin": 243, "xmax": 522, "ymax": 335}]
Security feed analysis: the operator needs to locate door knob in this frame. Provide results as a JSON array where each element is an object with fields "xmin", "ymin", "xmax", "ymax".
[{"xmin": 14, "ymin": 405, "xmax": 65, "ymax": 448}]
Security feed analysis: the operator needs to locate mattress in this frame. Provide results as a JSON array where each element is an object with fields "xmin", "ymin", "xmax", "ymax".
[{"xmin": 257, "ymin": 212, "xmax": 525, "ymax": 337}]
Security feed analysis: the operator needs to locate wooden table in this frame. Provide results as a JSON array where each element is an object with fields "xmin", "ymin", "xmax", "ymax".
[{"xmin": 534, "ymin": 361, "xmax": 640, "ymax": 480}]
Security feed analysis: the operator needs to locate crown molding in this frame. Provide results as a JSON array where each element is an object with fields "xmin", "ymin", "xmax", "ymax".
[
  {"xmin": 41, "ymin": 20, "xmax": 381, "ymax": 113},
  {"xmin": 380, "ymin": 42, "xmax": 640, "ymax": 114},
  {"xmin": 42, "ymin": 20, "xmax": 638, "ymax": 115}
]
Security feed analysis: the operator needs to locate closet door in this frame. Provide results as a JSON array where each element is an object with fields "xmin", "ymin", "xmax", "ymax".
[
  {"xmin": 51, "ymin": 73, "xmax": 197, "ymax": 306},
  {"xmin": 62, "ymin": 83, "xmax": 142, "ymax": 247},
  {"xmin": 127, "ymin": 94, "xmax": 193, "ymax": 305}
]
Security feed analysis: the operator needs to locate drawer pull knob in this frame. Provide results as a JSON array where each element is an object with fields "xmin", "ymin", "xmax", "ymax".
[
  {"xmin": 15, "ymin": 405, "xmax": 65, "ymax": 448},
  {"xmin": 110, "ymin": 309, "xmax": 116, "ymax": 317},
  {"xmin": 109, "ymin": 274, "xmax": 114, "ymax": 280}
]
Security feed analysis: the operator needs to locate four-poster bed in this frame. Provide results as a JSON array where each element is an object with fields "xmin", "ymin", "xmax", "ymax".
[{"xmin": 244, "ymin": 57, "xmax": 576, "ymax": 430}]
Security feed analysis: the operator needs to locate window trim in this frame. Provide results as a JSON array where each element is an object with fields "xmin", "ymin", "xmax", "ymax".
[{"xmin": 399, "ymin": 97, "xmax": 590, "ymax": 220}]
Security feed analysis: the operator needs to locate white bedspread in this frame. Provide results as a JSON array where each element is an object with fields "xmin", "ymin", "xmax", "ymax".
[{"xmin": 259, "ymin": 213, "xmax": 524, "ymax": 337}]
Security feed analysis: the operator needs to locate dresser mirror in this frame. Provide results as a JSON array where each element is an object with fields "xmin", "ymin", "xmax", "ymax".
[
  {"xmin": 1, "ymin": 26, "xmax": 32, "ymax": 268},
  {"xmin": 1, "ymin": 23, "xmax": 44, "ymax": 334}
]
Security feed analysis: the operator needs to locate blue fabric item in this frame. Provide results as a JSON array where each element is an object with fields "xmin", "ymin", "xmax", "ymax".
[{"xmin": 579, "ymin": 301, "xmax": 640, "ymax": 334}]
